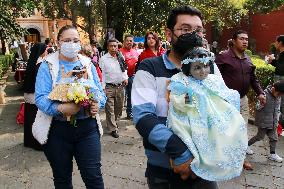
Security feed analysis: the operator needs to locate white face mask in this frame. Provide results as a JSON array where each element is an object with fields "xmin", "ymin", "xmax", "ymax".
[{"xmin": 60, "ymin": 42, "xmax": 81, "ymax": 59}]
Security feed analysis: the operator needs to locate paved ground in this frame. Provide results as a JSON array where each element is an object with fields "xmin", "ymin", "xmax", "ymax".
[{"xmin": 0, "ymin": 72, "xmax": 284, "ymax": 189}]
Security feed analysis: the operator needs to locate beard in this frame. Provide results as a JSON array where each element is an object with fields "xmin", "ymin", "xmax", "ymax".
[{"xmin": 171, "ymin": 31, "xmax": 203, "ymax": 57}]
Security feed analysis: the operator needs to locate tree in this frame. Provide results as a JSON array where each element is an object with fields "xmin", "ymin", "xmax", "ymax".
[
  {"xmin": 0, "ymin": 0, "xmax": 36, "ymax": 54},
  {"xmin": 38, "ymin": 0, "xmax": 104, "ymax": 43}
]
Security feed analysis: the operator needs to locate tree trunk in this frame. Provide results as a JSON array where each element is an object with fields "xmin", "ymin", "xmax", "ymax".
[{"xmin": 0, "ymin": 37, "xmax": 6, "ymax": 55}]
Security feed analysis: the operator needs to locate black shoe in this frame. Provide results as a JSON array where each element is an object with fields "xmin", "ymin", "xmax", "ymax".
[{"xmin": 111, "ymin": 131, "xmax": 119, "ymax": 138}]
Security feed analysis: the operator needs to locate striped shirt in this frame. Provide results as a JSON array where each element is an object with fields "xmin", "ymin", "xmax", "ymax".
[{"xmin": 132, "ymin": 52, "xmax": 192, "ymax": 179}]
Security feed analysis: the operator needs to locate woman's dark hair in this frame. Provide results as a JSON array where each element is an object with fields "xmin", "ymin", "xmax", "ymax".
[
  {"xmin": 273, "ymin": 80, "xmax": 284, "ymax": 93},
  {"xmin": 166, "ymin": 6, "xmax": 203, "ymax": 30},
  {"xmin": 276, "ymin": 35, "xmax": 284, "ymax": 44},
  {"xmin": 232, "ymin": 30, "xmax": 248, "ymax": 40},
  {"xmin": 57, "ymin": 25, "xmax": 77, "ymax": 41},
  {"xmin": 24, "ymin": 43, "xmax": 47, "ymax": 93},
  {"xmin": 181, "ymin": 48, "xmax": 214, "ymax": 76},
  {"xmin": 144, "ymin": 31, "xmax": 159, "ymax": 51}
]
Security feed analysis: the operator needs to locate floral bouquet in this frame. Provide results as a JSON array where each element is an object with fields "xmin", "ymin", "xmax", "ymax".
[{"xmin": 48, "ymin": 81, "xmax": 96, "ymax": 124}]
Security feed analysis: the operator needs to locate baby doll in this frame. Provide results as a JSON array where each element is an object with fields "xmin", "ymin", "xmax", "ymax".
[{"xmin": 167, "ymin": 47, "xmax": 248, "ymax": 181}]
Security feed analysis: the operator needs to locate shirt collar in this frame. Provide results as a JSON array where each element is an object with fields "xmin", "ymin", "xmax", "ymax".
[
  {"xmin": 105, "ymin": 52, "xmax": 116, "ymax": 58},
  {"xmin": 228, "ymin": 48, "xmax": 248, "ymax": 60},
  {"xmin": 162, "ymin": 50, "xmax": 178, "ymax": 70}
]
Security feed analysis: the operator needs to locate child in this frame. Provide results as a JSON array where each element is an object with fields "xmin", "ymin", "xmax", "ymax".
[
  {"xmin": 246, "ymin": 81, "xmax": 284, "ymax": 162},
  {"xmin": 167, "ymin": 47, "xmax": 248, "ymax": 181}
]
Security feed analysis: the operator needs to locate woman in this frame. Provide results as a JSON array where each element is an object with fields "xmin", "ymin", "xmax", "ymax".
[
  {"xmin": 80, "ymin": 43, "xmax": 103, "ymax": 82},
  {"xmin": 138, "ymin": 31, "xmax": 163, "ymax": 63},
  {"xmin": 23, "ymin": 42, "xmax": 47, "ymax": 151},
  {"xmin": 34, "ymin": 25, "xmax": 106, "ymax": 189}
]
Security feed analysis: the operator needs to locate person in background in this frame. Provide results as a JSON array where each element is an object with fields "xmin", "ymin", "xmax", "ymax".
[
  {"xmin": 215, "ymin": 30, "xmax": 266, "ymax": 171},
  {"xmin": 132, "ymin": 42, "xmax": 138, "ymax": 50},
  {"xmin": 138, "ymin": 31, "xmax": 163, "ymax": 63},
  {"xmin": 247, "ymin": 81, "xmax": 284, "ymax": 163},
  {"xmin": 23, "ymin": 42, "xmax": 47, "ymax": 151},
  {"xmin": 120, "ymin": 34, "xmax": 139, "ymax": 119},
  {"xmin": 137, "ymin": 42, "xmax": 144, "ymax": 55},
  {"xmin": 99, "ymin": 39, "xmax": 128, "ymax": 138},
  {"xmin": 81, "ymin": 44, "xmax": 103, "ymax": 82},
  {"xmin": 268, "ymin": 35, "xmax": 284, "ymax": 126},
  {"xmin": 118, "ymin": 41, "xmax": 123, "ymax": 49},
  {"xmin": 211, "ymin": 40, "xmax": 218, "ymax": 54},
  {"xmin": 158, "ymin": 36, "xmax": 167, "ymax": 54},
  {"xmin": 35, "ymin": 25, "xmax": 106, "ymax": 188}
]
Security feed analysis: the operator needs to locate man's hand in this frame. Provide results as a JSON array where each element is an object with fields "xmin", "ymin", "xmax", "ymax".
[
  {"xmin": 90, "ymin": 100, "xmax": 99, "ymax": 116},
  {"xmin": 58, "ymin": 102, "xmax": 80, "ymax": 116},
  {"xmin": 258, "ymin": 94, "xmax": 266, "ymax": 106},
  {"xmin": 122, "ymin": 79, "xmax": 128, "ymax": 86},
  {"xmin": 267, "ymin": 54, "xmax": 275, "ymax": 64},
  {"xmin": 171, "ymin": 158, "xmax": 196, "ymax": 180}
]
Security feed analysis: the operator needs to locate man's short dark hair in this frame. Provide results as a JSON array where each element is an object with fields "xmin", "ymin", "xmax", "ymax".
[
  {"xmin": 276, "ymin": 35, "xmax": 284, "ymax": 45},
  {"xmin": 166, "ymin": 6, "xmax": 203, "ymax": 30},
  {"xmin": 273, "ymin": 80, "xmax": 284, "ymax": 93},
  {"xmin": 232, "ymin": 30, "xmax": 248, "ymax": 40},
  {"xmin": 107, "ymin": 38, "xmax": 118, "ymax": 45},
  {"xmin": 124, "ymin": 34, "xmax": 134, "ymax": 40}
]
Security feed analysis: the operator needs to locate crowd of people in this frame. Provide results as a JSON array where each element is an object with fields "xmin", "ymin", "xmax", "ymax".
[{"xmin": 18, "ymin": 5, "xmax": 284, "ymax": 189}]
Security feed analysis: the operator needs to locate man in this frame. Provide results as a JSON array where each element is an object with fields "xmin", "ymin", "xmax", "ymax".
[
  {"xmin": 132, "ymin": 6, "xmax": 218, "ymax": 188},
  {"xmin": 269, "ymin": 35, "xmax": 284, "ymax": 125},
  {"xmin": 99, "ymin": 39, "xmax": 128, "ymax": 138},
  {"xmin": 120, "ymin": 35, "xmax": 139, "ymax": 119},
  {"xmin": 215, "ymin": 30, "xmax": 266, "ymax": 170}
]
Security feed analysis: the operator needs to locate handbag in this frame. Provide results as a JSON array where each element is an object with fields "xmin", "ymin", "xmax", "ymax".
[{"xmin": 16, "ymin": 102, "xmax": 25, "ymax": 125}]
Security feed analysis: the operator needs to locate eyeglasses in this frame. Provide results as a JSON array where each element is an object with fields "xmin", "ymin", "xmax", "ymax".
[
  {"xmin": 173, "ymin": 26, "xmax": 205, "ymax": 35},
  {"xmin": 60, "ymin": 38, "xmax": 80, "ymax": 43}
]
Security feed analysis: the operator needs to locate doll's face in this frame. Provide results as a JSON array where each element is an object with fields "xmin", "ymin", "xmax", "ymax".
[{"xmin": 190, "ymin": 61, "xmax": 210, "ymax": 80}]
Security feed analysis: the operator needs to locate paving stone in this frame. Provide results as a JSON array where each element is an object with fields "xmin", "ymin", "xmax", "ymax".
[
  {"xmin": 271, "ymin": 165, "xmax": 284, "ymax": 178},
  {"xmin": 245, "ymin": 173, "xmax": 275, "ymax": 188}
]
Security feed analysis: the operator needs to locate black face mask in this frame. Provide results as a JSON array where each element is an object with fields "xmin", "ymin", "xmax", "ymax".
[{"xmin": 172, "ymin": 31, "xmax": 203, "ymax": 56}]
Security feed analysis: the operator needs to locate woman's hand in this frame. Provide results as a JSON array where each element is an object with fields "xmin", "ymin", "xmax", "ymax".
[
  {"xmin": 90, "ymin": 100, "xmax": 99, "ymax": 116},
  {"xmin": 58, "ymin": 102, "xmax": 80, "ymax": 116}
]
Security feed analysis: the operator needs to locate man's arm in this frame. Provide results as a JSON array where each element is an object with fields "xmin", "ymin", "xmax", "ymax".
[
  {"xmin": 250, "ymin": 64, "xmax": 266, "ymax": 104},
  {"xmin": 132, "ymin": 61, "xmax": 192, "ymax": 165},
  {"xmin": 250, "ymin": 64, "xmax": 264, "ymax": 95}
]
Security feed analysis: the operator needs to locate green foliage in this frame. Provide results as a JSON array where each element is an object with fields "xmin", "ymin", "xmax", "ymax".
[
  {"xmin": 247, "ymin": 55, "xmax": 275, "ymax": 116},
  {"xmin": 244, "ymin": 0, "xmax": 284, "ymax": 14},
  {"xmin": 0, "ymin": 54, "xmax": 14, "ymax": 78},
  {"xmin": 0, "ymin": 0, "xmax": 36, "ymax": 41}
]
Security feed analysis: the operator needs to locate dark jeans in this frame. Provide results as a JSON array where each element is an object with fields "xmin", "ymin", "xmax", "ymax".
[
  {"xmin": 147, "ymin": 176, "xmax": 219, "ymax": 189},
  {"xmin": 126, "ymin": 76, "xmax": 134, "ymax": 117},
  {"xmin": 43, "ymin": 118, "xmax": 104, "ymax": 189}
]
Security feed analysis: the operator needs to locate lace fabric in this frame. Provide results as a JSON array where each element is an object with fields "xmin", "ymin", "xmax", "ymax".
[{"xmin": 167, "ymin": 72, "xmax": 248, "ymax": 181}]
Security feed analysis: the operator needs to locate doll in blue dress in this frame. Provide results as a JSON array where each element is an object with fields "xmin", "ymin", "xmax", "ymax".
[{"xmin": 167, "ymin": 47, "xmax": 248, "ymax": 181}]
